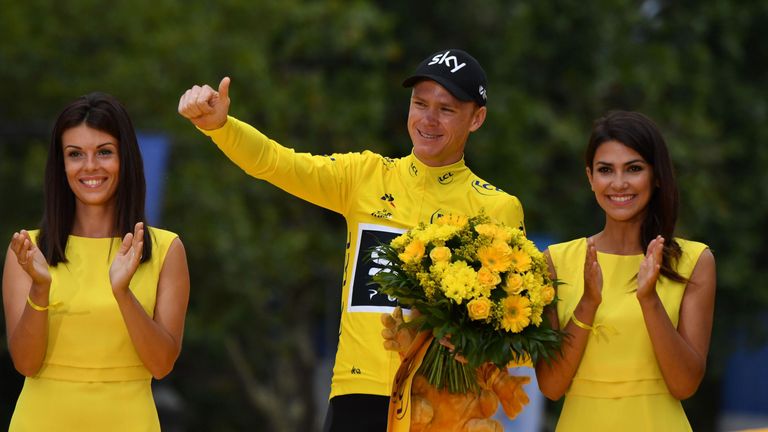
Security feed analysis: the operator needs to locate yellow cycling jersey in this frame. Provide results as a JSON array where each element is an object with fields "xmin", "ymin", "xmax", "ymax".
[{"xmin": 201, "ymin": 116, "xmax": 525, "ymax": 398}]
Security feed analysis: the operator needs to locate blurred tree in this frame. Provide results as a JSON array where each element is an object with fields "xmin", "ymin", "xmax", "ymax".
[{"xmin": 1, "ymin": 0, "xmax": 766, "ymax": 431}]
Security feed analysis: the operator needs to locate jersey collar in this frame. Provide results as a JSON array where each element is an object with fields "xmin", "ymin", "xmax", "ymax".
[{"xmin": 405, "ymin": 152, "xmax": 468, "ymax": 184}]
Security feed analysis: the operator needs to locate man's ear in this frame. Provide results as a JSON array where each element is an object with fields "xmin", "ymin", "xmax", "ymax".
[{"xmin": 469, "ymin": 106, "xmax": 487, "ymax": 132}]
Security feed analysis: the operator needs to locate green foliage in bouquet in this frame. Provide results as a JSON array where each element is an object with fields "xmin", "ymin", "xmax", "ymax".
[{"xmin": 371, "ymin": 212, "xmax": 564, "ymax": 393}]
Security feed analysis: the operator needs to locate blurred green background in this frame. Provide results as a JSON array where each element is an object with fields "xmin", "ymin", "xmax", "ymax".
[{"xmin": 2, "ymin": 1, "xmax": 767, "ymax": 431}]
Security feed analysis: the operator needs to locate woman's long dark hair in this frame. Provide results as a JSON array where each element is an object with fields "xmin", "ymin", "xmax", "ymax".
[
  {"xmin": 38, "ymin": 92, "xmax": 152, "ymax": 266},
  {"xmin": 586, "ymin": 110, "xmax": 686, "ymax": 283}
]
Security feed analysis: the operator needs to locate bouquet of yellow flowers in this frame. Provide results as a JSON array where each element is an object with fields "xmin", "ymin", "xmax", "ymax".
[{"xmin": 371, "ymin": 212, "xmax": 562, "ymax": 394}]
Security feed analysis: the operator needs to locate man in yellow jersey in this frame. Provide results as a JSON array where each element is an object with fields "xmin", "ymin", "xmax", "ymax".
[{"xmin": 178, "ymin": 49, "xmax": 525, "ymax": 431}]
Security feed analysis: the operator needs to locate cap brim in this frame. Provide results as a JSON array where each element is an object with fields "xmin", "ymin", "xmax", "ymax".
[{"xmin": 402, "ymin": 74, "xmax": 474, "ymax": 103}]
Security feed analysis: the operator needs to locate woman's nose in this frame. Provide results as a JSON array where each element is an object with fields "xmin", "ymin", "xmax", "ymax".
[
  {"xmin": 612, "ymin": 174, "xmax": 629, "ymax": 189},
  {"xmin": 84, "ymin": 154, "xmax": 99, "ymax": 170}
]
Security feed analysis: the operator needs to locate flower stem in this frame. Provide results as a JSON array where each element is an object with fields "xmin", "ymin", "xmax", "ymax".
[{"xmin": 417, "ymin": 339, "xmax": 479, "ymax": 394}]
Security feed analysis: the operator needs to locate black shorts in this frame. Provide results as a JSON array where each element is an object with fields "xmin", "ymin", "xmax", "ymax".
[{"xmin": 322, "ymin": 394, "xmax": 389, "ymax": 432}]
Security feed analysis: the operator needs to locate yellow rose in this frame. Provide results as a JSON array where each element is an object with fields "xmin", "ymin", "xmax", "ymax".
[
  {"xmin": 505, "ymin": 273, "xmax": 524, "ymax": 295},
  {"xmin": 429, "ymin": 246, "xmax": 452, "ymax": 263},
  {"xmin": 541, "ymin": 284, "xmax": 555, "ymax": 304},
  {"xmin": 467, "ymin": 297, "xmax": 492, "ymax": 320},
  {"xmin": 477, "ymin": 267, "xmax": 501, "ymax": 288}
]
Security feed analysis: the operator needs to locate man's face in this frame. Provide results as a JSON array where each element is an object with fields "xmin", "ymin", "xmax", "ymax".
[{"xmin": 407, "ymin": 80, "xmax": 486, "ymax": 167}]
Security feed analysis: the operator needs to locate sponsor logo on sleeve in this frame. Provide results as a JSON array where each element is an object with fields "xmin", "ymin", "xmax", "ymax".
[
  {"xmin": 471, "ymin": 179, "xmax": 505, "ymax": 196},
  {"xmin": 382, "ymin": 156, "xmax": 396, "ymax": 170},
  {"xmin": 347, "ymin": 224, "xmax": 407, "ymax": 313}
]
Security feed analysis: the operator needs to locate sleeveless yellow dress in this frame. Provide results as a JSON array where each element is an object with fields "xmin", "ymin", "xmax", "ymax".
[
  {"xmin": 549, "ymin": 237, "xmax": 707, "ymax": 432},
  {"xmin": 9, "ymin": 227, "xmax": 178, "ymax": 432}
]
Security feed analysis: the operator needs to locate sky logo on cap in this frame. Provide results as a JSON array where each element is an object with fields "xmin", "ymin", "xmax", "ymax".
[{"xmin": 428, "ymin": 50, "xmax": 467, "ymax": 73}]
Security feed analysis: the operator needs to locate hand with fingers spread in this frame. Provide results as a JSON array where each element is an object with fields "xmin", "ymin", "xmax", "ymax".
[
  {"xmin": 10, "ymin": 230, "xmax": 51, "ymax": 286},
  {"xmin": 178, "ymin": 76, "xmax": 231, "ymax": 130},
  {"xmin": 637, "ymin": 235, "xmax": 664, "ymax": 301},
  {"xmin": 110, "ymin": 222, "xmax": 145, "ymax": 295},
  {"xmin": 381, "ymin": 306, "xmax": 416, "ymax": 355},
  {"xmin": 583, "ymin": 236, "xmax": 603, "ymax": 306}
]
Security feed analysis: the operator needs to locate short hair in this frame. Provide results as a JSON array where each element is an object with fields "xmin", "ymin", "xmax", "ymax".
[
  {"xmin": 585, "ymin": 110, "xmax": 685, "ymax": 282},
  {"xmin": 38, "ymin": 92, "xmax": 152, "ymax": 265}
]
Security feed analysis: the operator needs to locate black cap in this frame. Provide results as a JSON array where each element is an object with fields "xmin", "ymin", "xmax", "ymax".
[{"xmin": 402, "ymin": 49, "xmax": 487, "ymax": 106}]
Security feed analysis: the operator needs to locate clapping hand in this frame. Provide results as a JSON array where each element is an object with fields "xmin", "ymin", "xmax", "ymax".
[
  {"xmin": 10, "ymin": 230, "xmax": 51, "ymax": 285},
  {"xmin": 638, "ymin": 235, "xmax": 664, "ymax": 300},
  {"xmin": 110, "ymin": 222, "xmax": 144, "ymax": 295},
  {"xmin": 583, "ymin": 237, "xmax": 603, "ymax": 305}
]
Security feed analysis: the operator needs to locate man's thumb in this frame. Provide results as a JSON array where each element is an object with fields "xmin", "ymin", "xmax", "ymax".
[{"xmin": 218, "ymin": 76, "xmax": 231, "ymax": 100}]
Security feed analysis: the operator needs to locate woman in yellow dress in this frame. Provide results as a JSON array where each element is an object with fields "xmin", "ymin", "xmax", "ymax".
[
  {"xmin": 3, "ymin": 92, "xmax": 190, "ymax": 431},
  {"xmin": 535, "ymin": 111, "xmax": 716, "ymax": 431}
]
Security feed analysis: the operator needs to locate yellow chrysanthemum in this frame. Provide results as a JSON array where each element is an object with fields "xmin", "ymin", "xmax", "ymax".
[
  {"xmin": 414, "ymin": 224, "xmax": 459, "ymax": 244},
  {"xmin": 509, "ymin": 247, "xmax": 532, "ymax": 273},
  {"xmin": 430, "ymin": 246, "xmax": 452, "ymax": 263},
  {"xmin": 522, "ymin": 241, "xmax": 542, "ymax": 261},
  {"xmin": 504, "ymin": 273, "xmax": 525, "ymax": 295},
  {"xmin": 500, "ymin": 295, "xmax": 531, "ymax": 333},
  {"xmin": 530, "ymin": 304, "xmax": 544, "ymax": 326},
  {"xmin": 527, "ymin": 284, "xmax": 543, "ymax": 307},
  {"xmin": 477, "ymin": 242, "xmax": 512, "ymax": 273},
  {"xmin": 509, "ymin": 228, "xmax": 525, "ymax": 240},
  {"xmin": 398, "ymin": 239, "xmax": 425, "ymax": 263},
  {"xmin": 467, "ymin": 297, "xmax": 492, "ymax": 321},
  {"xmin": 440, "ymin": 261, "xmax": 479, "ymax": 303},
  {"xmin": 390, "ymin": 233, "xmax": 410, "ymax": 250},
  {"xmin": 430, "ymin": 261, "xmax": 450, "ymax": 275},
  {"xmin": 523, "ymin": 272, "xmax": 537, "ymax": 289}
]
